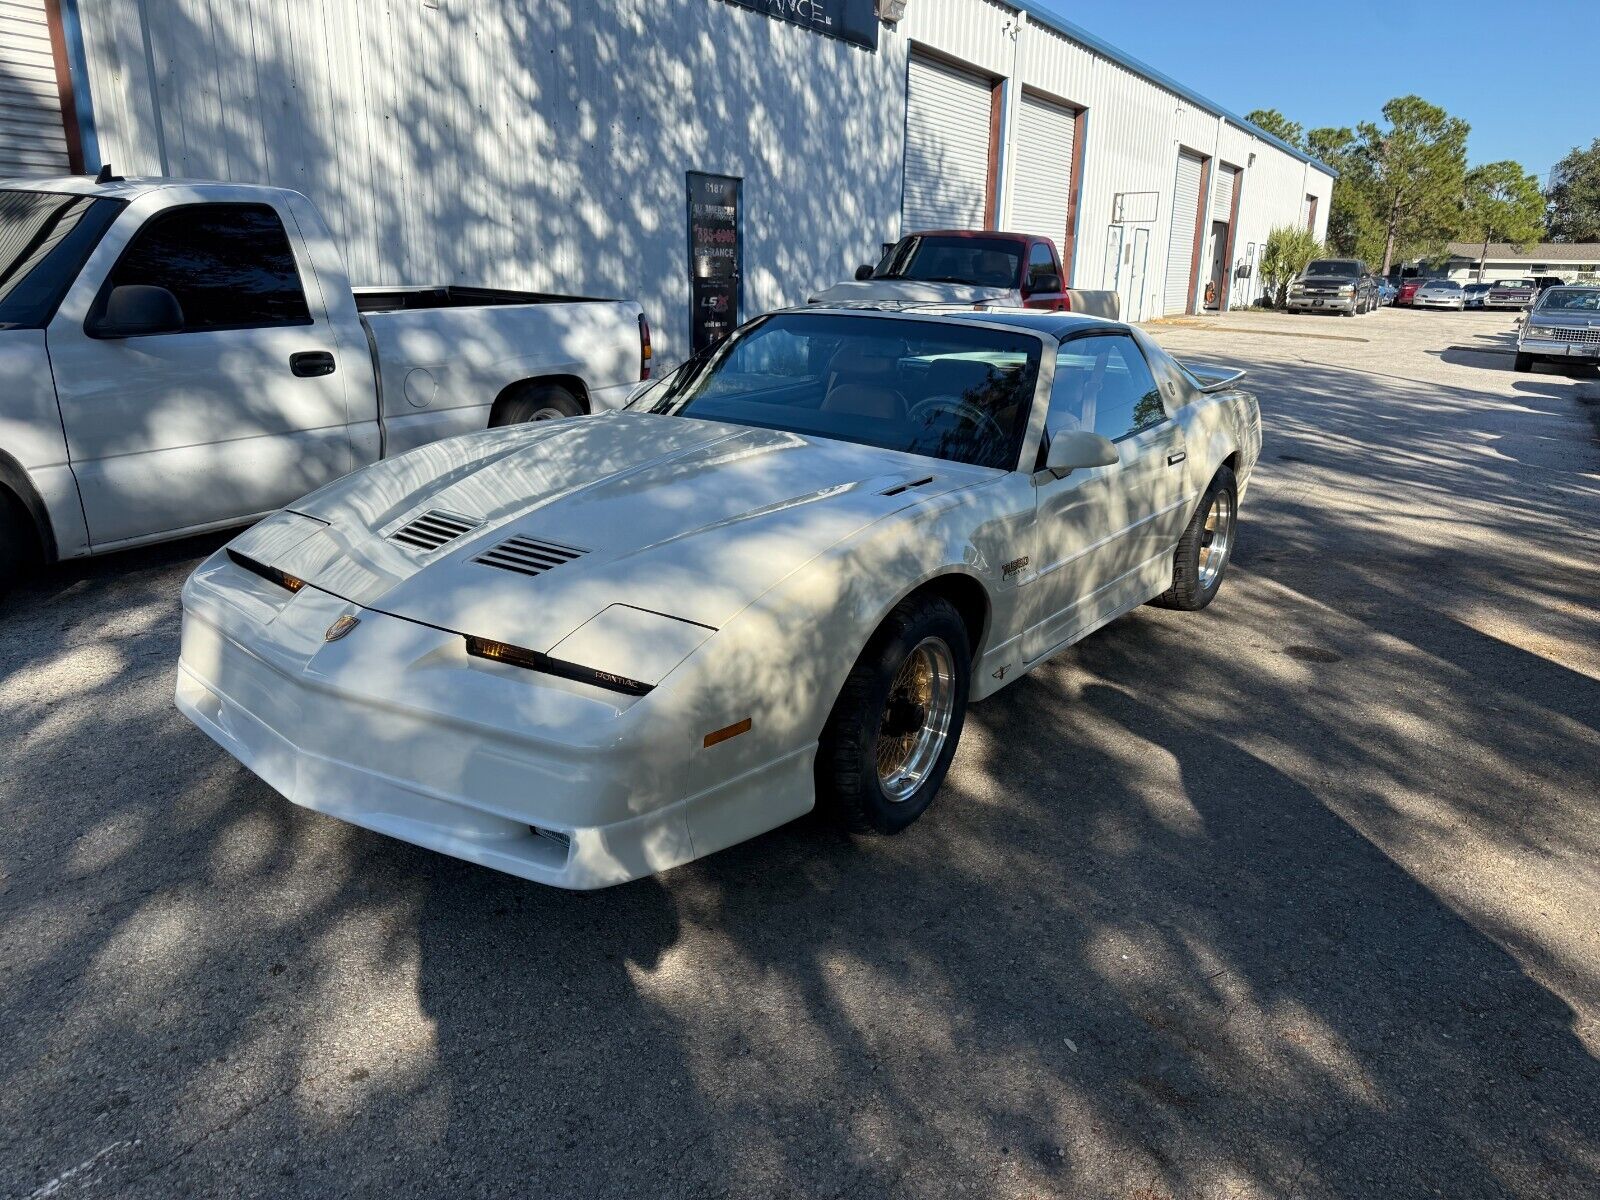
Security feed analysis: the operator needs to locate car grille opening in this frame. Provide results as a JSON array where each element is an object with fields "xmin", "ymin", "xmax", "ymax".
[
  {"xmin": 473, "ymin": 535, "xmax": 587, "ymax": 578},
  {"xmin": 1535, "ymin": 326, "xmax": 1600, "ymax": 344},
  {"xmin": 390, "ymin": 509, "xmax": 481, "ymax": 552}
]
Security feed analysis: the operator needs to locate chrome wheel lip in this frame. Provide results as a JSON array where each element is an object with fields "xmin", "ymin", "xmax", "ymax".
[
  {"xmin": 1197, "ymin": 489, "xmax": 1235, "ymax": 591},
  {"xmin": 876, "ymin": 637, "xmax": 956, "ymax": 804}
]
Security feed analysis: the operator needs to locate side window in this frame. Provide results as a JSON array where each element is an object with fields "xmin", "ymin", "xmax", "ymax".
[
  {"xmin": 104, "ymin": 203, "xmax": 311, "ymax": 332},
  {"xmin": 1028, "ymin": 242, "xmax": 1058, "ymax": 286},
  {"xmin": 1047, "ymin": 334, "xmax": 1168, "ymax": 445}
]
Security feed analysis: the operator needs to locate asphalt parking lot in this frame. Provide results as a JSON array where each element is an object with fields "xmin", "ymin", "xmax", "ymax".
[{"xmin": 2, "ymin": 305, "xmax": 1597, "ymax": 1199}]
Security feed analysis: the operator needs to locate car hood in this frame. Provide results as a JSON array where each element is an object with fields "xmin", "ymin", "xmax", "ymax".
[
  {"xmin": 808, "ymin": 279, "xmax": 1021, "ymax": 306},
  {"xmin": 234, "ymin": 411, "xmax": 990, "ymax": 653}
]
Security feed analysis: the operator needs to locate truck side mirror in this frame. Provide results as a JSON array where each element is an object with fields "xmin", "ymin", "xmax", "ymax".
[
  {"xmin": 1030, "ymin": 272, "xmax": 1062, "ymax": 294},
  {"xmin": 1042, "ymin": 430, "xmax": 1119, "ymax": 478},
  {"xmin": 91, "ymin": 285, "xmax": 184, "ymax": 338},
  {"xmin": 854, "ymin": 264, "xmax": 874, "ymax": 281}
]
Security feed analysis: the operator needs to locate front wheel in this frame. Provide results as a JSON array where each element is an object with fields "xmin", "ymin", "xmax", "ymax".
[
  {"xmin": 1150, "ymin": 466, "xmax": 1238, "ymax": 611},
  {"xmin": 817, "ymin": 594, "xmax": 971, "ymax": 835}
]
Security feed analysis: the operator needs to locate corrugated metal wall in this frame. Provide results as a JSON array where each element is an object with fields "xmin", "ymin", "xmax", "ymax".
[
  {"xmin": 76, "ymin": 0, "xmax": 907, "ymax": 360},
  {"xmin": 72, "ymin": 0, "xmax": 1335, "ymax": 337},
  {"xmin": 907, "ymin": 0, "xmax": 1335, "ymax": 318},
  {"xmin": 0, "ymin": 0, "xmax": 71, "ymax": 177}
]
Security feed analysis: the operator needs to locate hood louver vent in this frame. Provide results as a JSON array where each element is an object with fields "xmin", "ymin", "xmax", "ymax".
[
  {"xmin": 474, "ymin": 535, "xmax": 587, "ymax": 578},
  {"xmin": 390, "ymin": 510, "xmax": 481, "ymax": 552}
]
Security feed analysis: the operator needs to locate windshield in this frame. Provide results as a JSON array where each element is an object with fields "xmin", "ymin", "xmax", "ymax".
[
  {"xmin": 0, "ymin": 190, "xmax": 125, "ymax": 329},
  {"xmin": 1303, "ymin": 260, "xmax": 1361, "ymax": 277},
  {"xmin": 873, "ymin": 236, "xmax": 1023, "ymax": 288},
  {"xmin": 1494, "ymin": 279, "xmax": 1534, "ymax": 289},
  {"xmin": 1424, "ymin": 280, "xmax": 1461, "ymax": 290},
  {"xmin": 632, "ymin": 313, "xmax": 1042, "ymax": 470},
  {"xmin": 1535, "ymin": 289, "xmax": 1600, "ymax": 312}
]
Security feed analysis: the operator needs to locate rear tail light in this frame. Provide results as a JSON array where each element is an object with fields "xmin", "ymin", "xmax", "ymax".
[{"xmin": 638, "ymin": 313, "xmax": 652, "ymax": 381}]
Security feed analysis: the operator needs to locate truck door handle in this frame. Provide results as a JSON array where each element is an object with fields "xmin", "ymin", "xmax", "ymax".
[
  {"xmin": 290, "ymin": 351, "xmax": 336, "ymax": 378},
  {"xmin": 1167, "ymin": 451, "xmax": 1187, "ymax": 466}
]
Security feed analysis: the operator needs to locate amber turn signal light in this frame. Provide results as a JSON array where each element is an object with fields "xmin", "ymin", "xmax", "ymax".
[{"xmin": 703, "ymin": 717, "xmax": 752, "ymax": 748}]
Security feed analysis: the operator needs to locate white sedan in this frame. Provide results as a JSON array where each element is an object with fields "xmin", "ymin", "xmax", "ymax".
[{"xmin": 176, "ymin": 306, "xmax": 1260, "ymax": 888}]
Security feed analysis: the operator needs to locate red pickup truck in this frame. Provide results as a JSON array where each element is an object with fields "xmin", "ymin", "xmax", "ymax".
[{"xmin": 810, "ymin": 230, "xmax": 1119, "ymax": 318}]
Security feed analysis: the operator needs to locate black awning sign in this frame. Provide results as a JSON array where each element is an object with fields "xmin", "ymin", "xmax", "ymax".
[{"xmin": 719, "ymin": 0, "xmax": 879, "ymax": 51}]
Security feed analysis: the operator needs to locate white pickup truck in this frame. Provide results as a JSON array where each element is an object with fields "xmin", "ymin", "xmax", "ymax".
[{"xmin": 0, "ymin": 175, "xmax": 647, "ymax": 591}]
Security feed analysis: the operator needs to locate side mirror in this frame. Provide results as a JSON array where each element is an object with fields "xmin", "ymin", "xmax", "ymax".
[
  {"xmin": 1043, "ymin": 432, "xmax": 1120, "ymax": 480},
  {"xmin": 854, "ymin": 264, "xmax": 874, "ymax": 281},
  {"xmin": 1043, "ymin": 430, "xmax": 1119, "ymax": 478},
  {"xmin": 92, "ymin": 285, "xmax": 184, "ymax": 337},
  {"xmin": 1030, "ymin": 272, "xmax": 1062, "ymax": 294}
]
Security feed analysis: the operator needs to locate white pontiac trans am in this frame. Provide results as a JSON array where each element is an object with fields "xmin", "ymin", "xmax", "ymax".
[{"xmin": 177, "ymin": 305, "xmax": 1260, "ymax": 889}]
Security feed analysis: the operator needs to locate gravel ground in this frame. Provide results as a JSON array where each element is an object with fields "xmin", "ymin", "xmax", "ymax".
[{"xmin": 1, "ymin": 304, "xmax": 1597, "ymax": 1199}]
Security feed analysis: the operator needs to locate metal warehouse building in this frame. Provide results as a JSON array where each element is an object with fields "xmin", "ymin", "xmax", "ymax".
[{"xmin": 4, "ymin": 0, "xmax": 1333, "ymax": 356}]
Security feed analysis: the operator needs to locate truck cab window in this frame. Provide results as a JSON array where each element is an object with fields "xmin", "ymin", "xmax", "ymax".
[
  {"xmin": 1028, "ymin": 242, "xmax": 1057, "ymax": 288},
  {"xmin": 104, "ymin": 203, "xmax": 311, "ymax": 331}
]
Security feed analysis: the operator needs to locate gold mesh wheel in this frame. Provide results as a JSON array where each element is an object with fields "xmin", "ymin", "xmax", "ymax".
[{"xmin": 875, "ymin": 637, "xmax": 956, "ymax": 803}]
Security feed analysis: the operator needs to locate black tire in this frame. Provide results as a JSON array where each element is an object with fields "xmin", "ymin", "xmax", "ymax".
[
  {"xmin": 0, "ymin": 491, "xmax": 39, "ymax": 601},
  {"xmin": 1513, "ymin": 353, "xmax": 1534, "ymax": 373},
  {"xmin": 490, "ymin": 381, "xmax": 584, "ymax": 425},
  {"xmin": 816, "ymin": 593, "xmax": 971, "ymax": 835},
  {"xmin": 1150, "ymin": 466, "xmax": 1238, "ymax": 611}
]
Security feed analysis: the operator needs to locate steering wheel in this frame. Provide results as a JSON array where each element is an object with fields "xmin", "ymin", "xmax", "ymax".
[{"xmin": 907, "ymin": 395, "xmax": 1008, "ymax": 447}]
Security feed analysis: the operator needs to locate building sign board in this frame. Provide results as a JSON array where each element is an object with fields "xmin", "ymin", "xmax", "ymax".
[
  {"xmin": 687, "ymin": 172, "xmax": 743, "ymax": 352},
  {"xmin": 718, "ymin": 0, "xmax": 879, "ymax": 50}
]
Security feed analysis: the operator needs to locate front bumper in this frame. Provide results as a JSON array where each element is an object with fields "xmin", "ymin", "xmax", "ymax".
[
  {"xmin": 1518, "ymin": 336, "xmax": 1600, "ymax": 360},
  {"xmin": 1285, "ymin": 293, "xmax": 1357, "ymax": 312},
  {"xmin": 175, "ymin": 553, "xmax": 813, "ymax": 888},
  {"xmin": 1414, "ymin": 297, "xmax": 1464, "ymax": 309}
]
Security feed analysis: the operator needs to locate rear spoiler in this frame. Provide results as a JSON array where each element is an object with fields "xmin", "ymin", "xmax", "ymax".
[{"xmin": 1186, "ymin": 364, "xmax": 1247, "ymax": 393}]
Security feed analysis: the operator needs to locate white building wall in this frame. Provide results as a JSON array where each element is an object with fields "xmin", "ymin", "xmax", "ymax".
[
  {"xmin": 76, "ymin": 0, "xmax": 908, "ymax": 361},
  {"xmin": 72, "ymin": 0, "xmax": 1335, "ymax": 343},
  {"xmin": 905, "ymin": 0, "xmax": 1335, "ymax": 318}
]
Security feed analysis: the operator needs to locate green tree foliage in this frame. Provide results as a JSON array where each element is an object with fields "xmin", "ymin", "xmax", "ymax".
[
  {"xmin": 1245, "ymin": 108, "xmax": 1303, "ymax": 151},
  {"xmin": 1304, "ymin": 126, "xmax": 1378, "ymax": 260},
  {"xmin": 1546, "ymin": 139, "xmax": 1600, "ymax": 242},
  {"xmin": 1459, "ymin": 161, "xmax": 1547, "ymax": 277},
  {"xmin": 1259, "ymin": 224, "xmax": 1323, "ymax": 306},
  {"xmin": 1305, "ymin": 98, "xmax": 1468, "ymax": 271}
]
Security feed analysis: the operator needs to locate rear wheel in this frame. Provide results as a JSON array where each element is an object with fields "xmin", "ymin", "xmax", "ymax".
[
  {"xmin": 1150, "ymin": 466, "xmax": 1238, "ymax": 611},
  {"xmin": 1513, "ymin": 353, "xmax": 1534, "ymax": 373},
  {"xmin": 491, "ymin": 382, "xmax": 584, "ymax": 425},
  {"xmin": 817, "ymin": 594, "xmax": 971, "ymax": 835}
]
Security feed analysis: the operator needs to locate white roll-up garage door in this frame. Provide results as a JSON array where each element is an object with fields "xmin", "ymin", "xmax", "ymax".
[
  {"xmin": 1007, "ymin": 92, "xmax": 1076, "ymax": 247},
  {"xmin": 0, "ymin": 0, "xmax": 71, "ymax": 178},
  {"xmin": 1213, "ymin": 163, "xmax": 1239, "ymax": 216},
  {"xmin": 1163, "ymin": 151, "xmax": 1204, "ymax": 315},
  {"xmin": 902, "ymin": 54, "xmax": 993, "ymax": 232}
]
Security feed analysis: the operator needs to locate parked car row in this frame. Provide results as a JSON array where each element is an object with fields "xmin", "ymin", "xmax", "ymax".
[{"xmin": 1395, "ymin": 275, "xmax": 1569, "ymax": 311}]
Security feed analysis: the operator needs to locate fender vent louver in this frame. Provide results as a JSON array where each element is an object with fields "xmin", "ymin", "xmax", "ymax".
[
  {"xmin": 880, "ymin": 475, "xmax": 935, "ymax": 497},
  {"xmin": 474, "ymin": 535, "xmax": 588, "ymax": 578},
  {"xmin": 390, "ymin": 510, "xmax": 482, "ymax": 552}
]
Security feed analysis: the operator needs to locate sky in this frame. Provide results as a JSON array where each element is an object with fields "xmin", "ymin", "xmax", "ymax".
[{"xmin": 1036, "ymin": 0, "xmax": 1598, "ymax": 185}]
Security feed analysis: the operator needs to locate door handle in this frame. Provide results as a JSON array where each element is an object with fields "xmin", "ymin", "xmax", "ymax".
[
  {"xmin": 290, "ymin": 351, "xmax": 336, "ymax": 378},
  {"xmin": 1167, "ymin": 451, "xmax": 1187, "ymax": 465}
]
